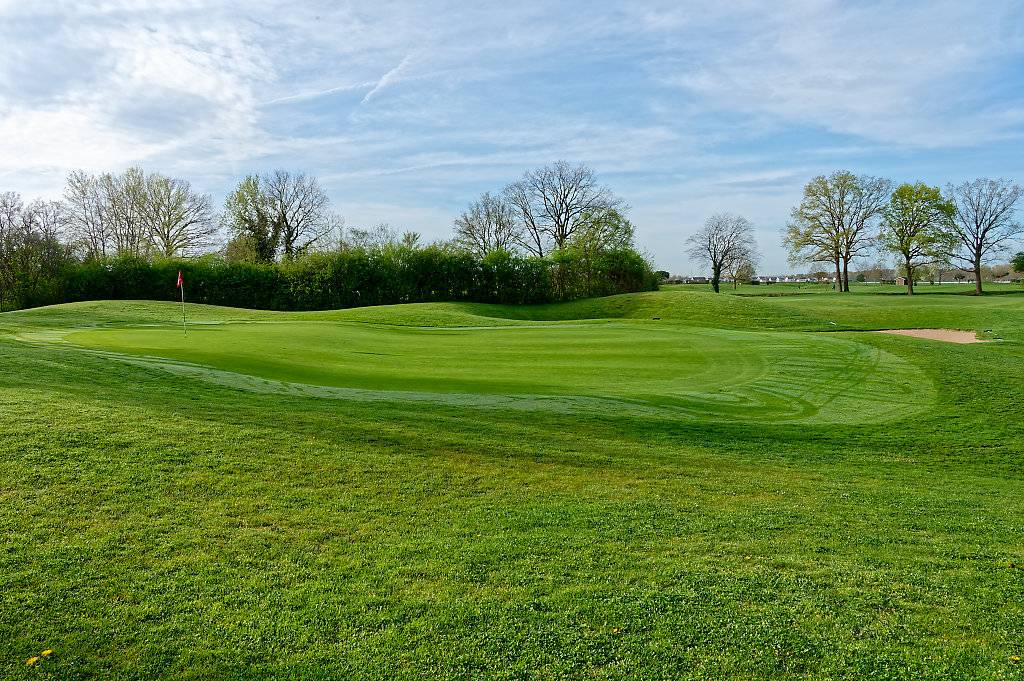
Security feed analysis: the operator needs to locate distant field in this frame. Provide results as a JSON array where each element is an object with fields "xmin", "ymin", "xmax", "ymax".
[{"xmin": 1, "ymin": 288, "xmax": 1023, "ymax": 679}]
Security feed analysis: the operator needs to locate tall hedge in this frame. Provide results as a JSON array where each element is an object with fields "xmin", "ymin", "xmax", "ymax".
[{"xmin": 26, "ymin": 246, "xmax": 657, "ymax": 312}]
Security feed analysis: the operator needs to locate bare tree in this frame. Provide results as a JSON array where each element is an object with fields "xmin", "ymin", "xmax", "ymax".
[
  {"xmin": 64, "ymin": 170, "xmax": 110, "ymax": 259},
  {"xmin": 725, "ymin": 253, "xmax": 758, "ymax": 290},
  {"xmin": 344, "ymin": 223, "xmax": 399, "ymax": 251},
  {"xmin": 0, "ymin": 192, "xmax": 20, "ymax": 235},
  {"xmin": 0, "ymin": 192, "xmax": 23, "ymax": 304},
  {"xmin": 100, "ymin": 167, "xmax": 148, "ymax": 257},
  {"xmin": 840, "ymin": 174, "xmax": 890, "ymax": 290},
  {"xmin": 943, "ymin": 178, "xmax": 1024, "ymax": 294},
  {"xmin": 686, "ymin": 213, "xmax": 758, "ymax": 293},
  {"xmin": 503, "ymin": 180, "xmax": 546, "ymax": 256},
  {"xmin": 263, "ymin": 170, "xmax": 332, "ymax": 259},
  {"xmin": 783, "ymin": 215, "xmax": 841, "ymax": 290},
  {"xmin": 784, "ymin": 171, "xmax": 889, "ymax": 292},
  {"xmin": 503, "ymin": 161, "xmax": 621, "ymax": 256},
  {"xmin": 142, "ymin": 173, "xmax": 215, "ymax": 257},
  {"xmin": 453, "ymin": 192, "xmax": 521, "ymax": 257}
]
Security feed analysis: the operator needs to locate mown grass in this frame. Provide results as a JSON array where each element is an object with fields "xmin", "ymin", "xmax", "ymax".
[{"xmin": 0, "ymin": 288, "xmax": 1022, "ymax": 679}]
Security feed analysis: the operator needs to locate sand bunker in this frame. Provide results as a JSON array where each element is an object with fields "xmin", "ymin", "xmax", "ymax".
[{"xmin": 874, "ymin": 329, "xmax": 987, "ymax": 344}]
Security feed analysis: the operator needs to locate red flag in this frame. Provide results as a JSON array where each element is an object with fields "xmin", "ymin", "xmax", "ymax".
[{"xmin": 176, "ymin": 271, "xmax": 184, "ymax": 289}]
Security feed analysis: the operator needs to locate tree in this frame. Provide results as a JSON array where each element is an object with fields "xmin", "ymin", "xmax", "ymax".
[
  {"xmin": 453, "ymin": 192, "xmax": 521, "ymax": 257},
  {"xmin": 878, "ymin": 182, "xmax": 956, "ymax": 295},
  {"xmin": 64, "ymin": 171, "xmax": 109, "ymax": 260},
  {"xmin": 99, "ymin": 167, "xmax": 148, "ymax": 257},
  {"xmin": 223, "ymin": 176, "xmax": 277, "ymax": 263},
  {"xmin": 686, "ymin": 213, "xmax": 758, "ymax": 293},
  {"xmin": 223, "ymin": 233, "xmax": 260, "ymax": 263},
  {"xmin": 570, "ymin": 208, "xmax": 636, "ymax": 252},
  {"xmin": 783, "ymin": 171, "xmax": 890, "ymax": 292},
  {"xmin": 916, "ymin": 263, "xmax": 937, "ymax": 284},
  {"xmin": 142, "ymin": 173, "xmax": 215, "ymax": 257},
  {"xmin": 1012, "ymin": 251, "xmax": 1024, "ymax": 274},
  {"xmin": 262, "ymin": 170, "xmax": 332, "ymax": 259},
  {"xmin": 399, "ymin": 231, "xmax": 422, "ymax": 249},
  {"xmin": 0, "ymin": 192, "xmax": 23, "ymax": 306},
  {"xmin": 503, "ymin": 161, "xmax": 622, "ymax": 256},
  {"xmin": 0, "ymin": 194, "xmax": 71, "ymax": 309},
  {"xmin": 565, "ymin": 208, "xmax": 638, "ymax": 294},
  {"xmin": 943, "ymin": 178, "xmax": 1024, "ymax": 294},
  {"xmin": 725, "ymin": 255, "xmax": 757, "ymax": 289},
  {"xmin": 223, "ymin": 172, "xmax": 335, "ymax": 262},
  {"xmin": 344, "ymin": 223, "xmax": 399, "ymax": 251}
]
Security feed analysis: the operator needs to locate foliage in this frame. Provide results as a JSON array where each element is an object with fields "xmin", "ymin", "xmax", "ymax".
[
  {"xmin": 1013, "ymin": 252, "xmax": 1024, "ymax": 273},
  {"xmin": 784, "ymin": 171, "xmax": 890, "ymax": 292},
  {"xmin": 22, "ymin": 246, "xmax": 656, "ymax": 312},
  {"xmin": 878, "ymin": 182, "xmax": 957, "ymax": 294},
  {"xmin": 222, "ymin": 175, "xmax": 278, "ymax": 263},
  {"xmin": 0, "ymin": 194, "xmax": 75, "ymax": 311},
  {"xmin": 222, "ymin": 172, "xmax": 337, "ymax": 262}
]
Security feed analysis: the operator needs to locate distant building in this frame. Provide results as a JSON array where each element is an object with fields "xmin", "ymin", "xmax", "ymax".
[{"xmin": 752, "ymin": 274, "xmax": 833, "ymax": 284}]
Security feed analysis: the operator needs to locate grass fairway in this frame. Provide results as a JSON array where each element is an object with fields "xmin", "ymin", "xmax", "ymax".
[{"xmin": 1, "ymin": 289, "xmax": 1023, "ymax": 679}]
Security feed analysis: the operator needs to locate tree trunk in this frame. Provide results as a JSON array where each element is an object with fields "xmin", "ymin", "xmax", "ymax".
[
  {"xmin": 842, "ymin": 259, "xmax": 850, "ymax": 292},
  {"xmin": 834, "ymin": 259, "xmax": 842, "ymax": 293},
  {"xmin": 975, "ymin": 258, "xmax": 983, "ymax": 295},
  {"xmin": 711, "ymin": 266, "xmax": 721, "ymax": 293},
  {"xmin": 906, "ymin": 259, "xmax": 914, "ymax": 295}
]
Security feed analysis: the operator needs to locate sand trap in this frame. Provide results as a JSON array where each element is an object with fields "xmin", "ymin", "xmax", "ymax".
[{"xmin": 874, "ymin": 329, "xmax": 987, "ymax": 344}]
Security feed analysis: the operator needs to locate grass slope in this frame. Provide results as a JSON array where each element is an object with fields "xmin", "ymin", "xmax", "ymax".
[{"xmin": 0, "ymin": 288, "xmax": 1022, "ymax": 679}]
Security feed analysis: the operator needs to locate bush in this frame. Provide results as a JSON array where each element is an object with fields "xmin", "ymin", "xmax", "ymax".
[{"xmin": 23, "ymin": 246, "xmax": 657, "ymax": 313}]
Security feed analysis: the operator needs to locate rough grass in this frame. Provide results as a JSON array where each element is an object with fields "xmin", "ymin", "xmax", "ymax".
[{"xmin": 0, "ymin": 287, "xmax": 1022, "ymax": 679}]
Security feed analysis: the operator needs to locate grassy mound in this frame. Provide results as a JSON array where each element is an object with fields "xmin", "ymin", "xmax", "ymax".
[{"xmin": 1, "ymin": 288, "xmax": 1022, "ymax": 678}]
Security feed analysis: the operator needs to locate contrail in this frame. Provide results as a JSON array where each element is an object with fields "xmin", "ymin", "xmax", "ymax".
[{"xmin": 361, "ymin": 54, "xmax": 413, "ymax": 104}]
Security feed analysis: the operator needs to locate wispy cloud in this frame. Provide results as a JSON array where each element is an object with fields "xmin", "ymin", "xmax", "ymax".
[{"xmin": 0, "ymin": 0, "xmax": 1022, "ymax": 271}]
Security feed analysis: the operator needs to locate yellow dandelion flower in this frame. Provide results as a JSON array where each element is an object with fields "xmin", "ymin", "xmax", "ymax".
[
  {"xmin": 26, "ymin": 656, "xmax": 39, "ymax": 666},
  {"xmin": 1011, "ymin": 655, "xmax": 1021, "ymax": 663},
  {"xmin": 41, "ymin": 649, "xmax": 53, "ymax": 657}
]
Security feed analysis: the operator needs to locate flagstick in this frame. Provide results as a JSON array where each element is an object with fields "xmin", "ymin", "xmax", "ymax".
[{"xmin": 181, "ymin": 283, "xmax": 187, "ymax": 336}]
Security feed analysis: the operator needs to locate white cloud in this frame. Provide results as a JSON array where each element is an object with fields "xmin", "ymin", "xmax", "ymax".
[
  {"xmin": 0, "ymin": 0, "xmax": 1021, "ymax": 271},
  {"xmin": 657, "ymin": 1, "xmax": 1024, "ymax": 145}
]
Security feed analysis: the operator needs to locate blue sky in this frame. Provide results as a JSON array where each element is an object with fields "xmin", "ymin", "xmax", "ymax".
[{"xmin": 1, "ymin": 1, "xmax": 1023, "ymax": 273}]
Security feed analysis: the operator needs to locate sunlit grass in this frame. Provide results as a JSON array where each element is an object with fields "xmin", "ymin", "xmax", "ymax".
[{"xmin": 1, "ymin": 288, "xmax": 1022, "ymax": 679}]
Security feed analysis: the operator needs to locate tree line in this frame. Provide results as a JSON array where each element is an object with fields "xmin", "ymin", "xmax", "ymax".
[
  {"xmin": 0, "ymin": 162, "xmax": 657, "ymax": 312},
  {"xmin": 685, "ymin": 172, "xmax": 1023, "ymax": 295}
]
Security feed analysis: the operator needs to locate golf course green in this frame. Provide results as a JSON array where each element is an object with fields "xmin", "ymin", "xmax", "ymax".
[{"xmin": 1, "ymin": 285, "xmax": 1022, "ymax": 678}]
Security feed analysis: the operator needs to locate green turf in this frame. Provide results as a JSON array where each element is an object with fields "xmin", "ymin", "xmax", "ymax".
[{"xmin": 1, "ymin": 288, "xmax": 1023, "ymax": 679}]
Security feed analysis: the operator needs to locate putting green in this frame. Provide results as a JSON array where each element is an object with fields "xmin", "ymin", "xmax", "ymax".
[{"xmin": 66, "ymin": 320, "xmax": 932, "ymax": 423}]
